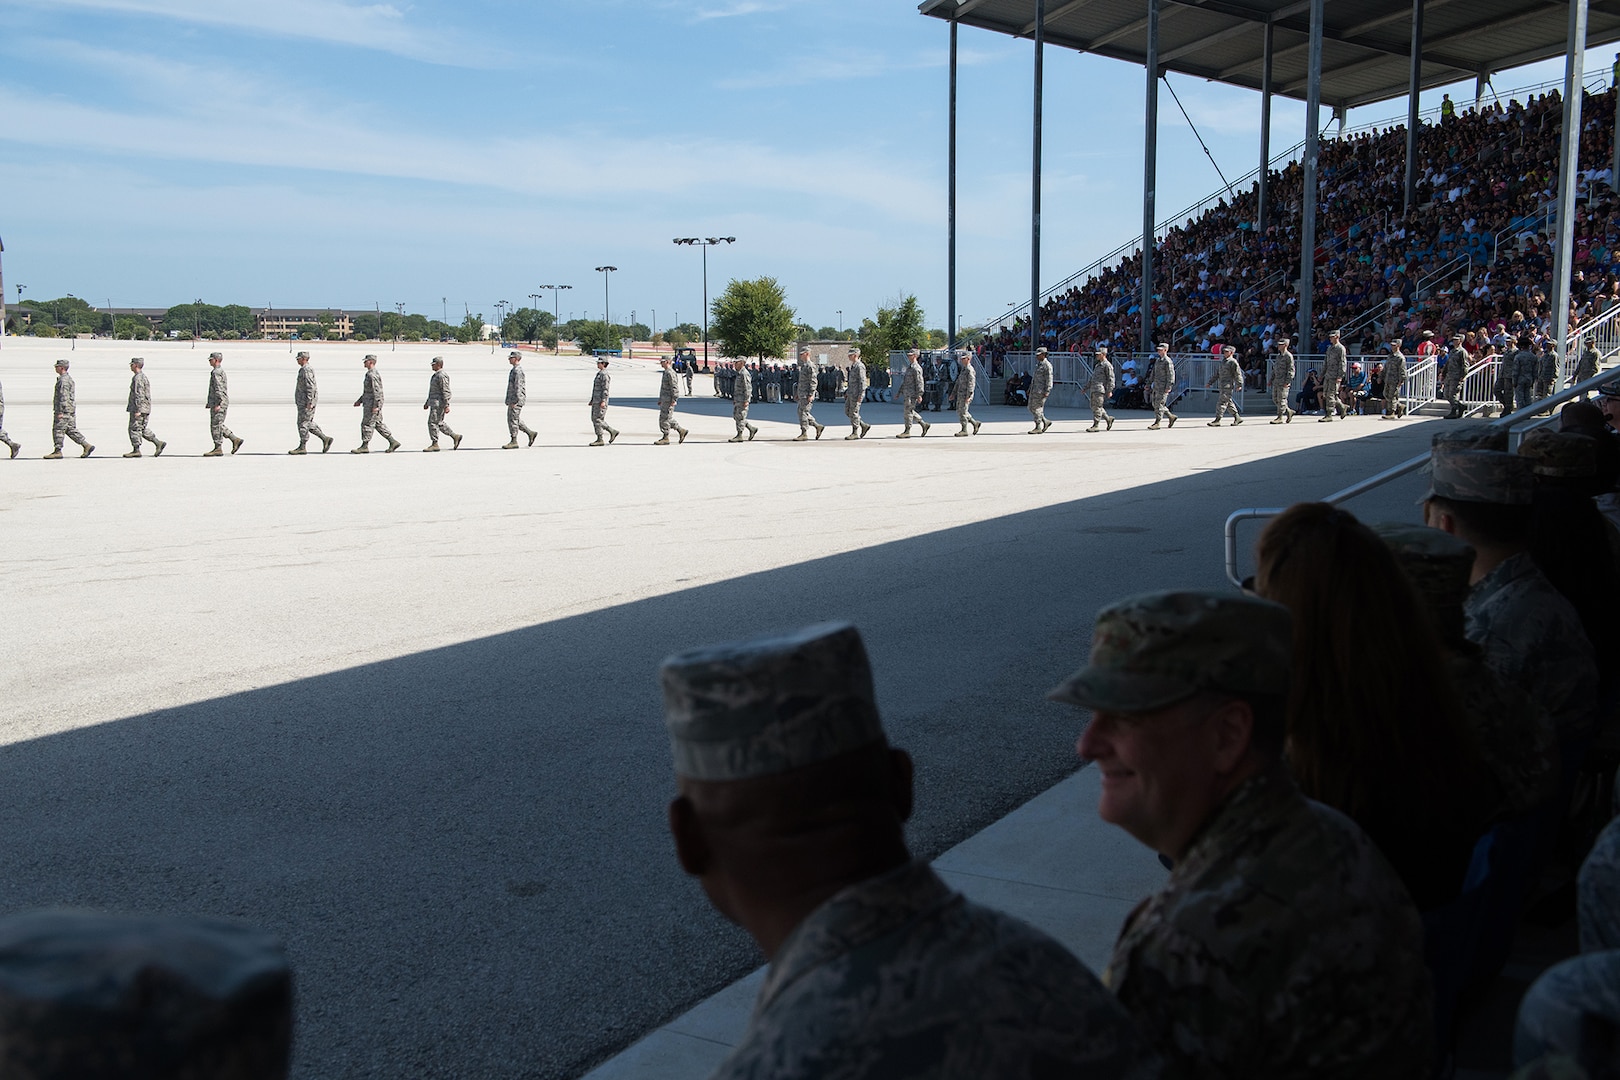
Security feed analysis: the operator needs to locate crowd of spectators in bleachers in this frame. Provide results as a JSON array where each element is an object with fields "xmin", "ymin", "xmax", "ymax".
[{"xmin": 982, "ymin": 83, "xmax": 1620, "ymax": 377}]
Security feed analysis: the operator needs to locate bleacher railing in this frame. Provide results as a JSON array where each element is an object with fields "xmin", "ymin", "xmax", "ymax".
[{"xmin": 1566, "ymin": 301, "xmax": 1620, "ymax": 382}]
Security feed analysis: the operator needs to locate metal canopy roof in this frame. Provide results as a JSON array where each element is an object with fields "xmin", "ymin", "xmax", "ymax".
[{"xmin": 919, "ymin": 0, "xmax": 1620, "ymax": 111}]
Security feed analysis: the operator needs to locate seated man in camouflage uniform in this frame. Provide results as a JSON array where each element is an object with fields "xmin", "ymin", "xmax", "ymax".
[
  {"xmin": 1049, "ymin": 590, "xmax": 1434, "ymax": 1079},
  {"xmin": 662, "ymin": 623, "xmax": 1158, "ymax": 1080}
]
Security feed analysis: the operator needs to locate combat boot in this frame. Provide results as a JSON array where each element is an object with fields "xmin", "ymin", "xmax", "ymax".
[
  {"xmin": 897, "ymin": 429, "xmax": 912, "ymax": 439},
  {"xmin": 288, "ymin": 446, "xmax": 307, "ymax": 455},
  {"xmin": 502, "ymin": 440, "xmax": 519, "ymax": 449},
  {"xmin": 7, "ymin": 442, "xmax": 19, "ymax": 459},
  {"xmin": 386, "ymin": 438, "xmax": 401, "ymax": 452},
  {"xmin": 814, "ymin": 422, "xmax": 825, "ymax": 440},
  {"xmin": 527, "ymin": 430, "xmax": 538, "ymax": 447},
  {"xmin": 846, "ymin": 429, "xmax": 860, "ymax": 440},
  {"xmin": 1147, "ymin": 421, "xmax": 1162, "ymax": 430},
  {"xmin": 677, "ymin": 427, "xmax": 688, "ymax": 444},
  {"xmin": 1318, "ymin": 413, "xmax": 1334, "ymax": 423},
  {"xmin": 860, "ymin": 423, "xmax": 871, "ymax": 438},
  {"xmin": 728, "ymin": 434, "xmax": 745, "ymax": 443},
  {"xmin": 1042, "ymin": 419, "xmax": 1053, "ymax": 433},
  {"xmin": 43, "ymin": 449, "xmax": 62, "ymax": 459},
  {"xmin": 1270, "ymin": 416, "xmax": 1284, "ymax": 425},
  {"xmin": 1232, "ymin": 415, "xmax": 1243, "ymax": 426},
  {"xmin": 203, "ymin": 446, "xmax": 224, "ymax": 457},
  {"xmin": 123, "ymin": 449, "xmax": 142, "ymax": 458},
  {"xmin": 793, "ymin": 430, "xmax": 808, "ymax": 441},
  {"xmin": 452, "ymin": 433, "xmax": 463, "ymax": 449},
  {"xmin": 153, "ymin": 439, "xmax": 166, "ymax": 456},
  {"xmin": 80, "ymin": 444, "xmax": 94, "ymax": 458},
  {"xmin": 954, "ymin": 426, "xmax": 970, "ymax": 437},
  {"xmin": 588, "ymin": 437, "xmax": 603, "ymax": 446},
  {"xmin": 972, "ymin": 419, "xmax": 981, "ymax": 435},
  {"xmin": 230, "ymin": 436, "xmax": 244, "ymax": 454},
  {"xmin": 1027, "ymin": 425, "xmax": 1041, "ymax": 435},
  {"xmin": 1105, "ymin": 416, "xmax": 1114, "ymax": 431},
  {"xmin": 321, "ymin": 435, "xmax": 334, "ymax": 453},
  {"xmin": 919, "ymin": 420, "xmax": 930, "ymax": 436},
  {"xmin": 1285, "ymin": 408, "xmax": 1295, "ymax": 423},
  {"xmin": 424, "ymin": 444, "xmax": 441, "ymax": 452},
  {"xmin": 608, "ymin": 428, "xmax": 619, "ymax": 444},
  {"xmin": 1208, "ymin": 418, "xmax": 1222, "ymax": 427},
  {"xmin": 1086, "ymin": 423, "xmax": 1100, "ymax": 433},
  {"xmin": 1166, "ymin": 414, "xmax": 1178, "ymax": 428},
  {"xmin": 746, "ymin": 424, "xmax": 758, "ymax": 441},
  {"xmin": 351, "ymin": 445, "xmax": 370, "ymax": 453},
  {"xmin": 654, "ymin": 436, "xmax": 671, "ymax": 445}
]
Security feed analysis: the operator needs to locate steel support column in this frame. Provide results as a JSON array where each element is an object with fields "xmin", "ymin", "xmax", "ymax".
[
  {"xmin": 949, "ymin": 19, "xmax": 959, "ymax": 354},
  {"xmin": 1551, "ymin": 0, "xmax": 1589, "ymax": 377},
  {"xmin": 1611, "ymin": 52, "xmax": 1619, "ymax": 186},
  {"xmin": 1475, "ymin": 71, "xmax": 1490, "ymax": 109},
  {"xmin": 1030, "ymin": 0, "xmax": 1045, "ymax": 352},
  {"xmin": 1258, "ymin": 20, "xmax": 1274, "ymax": 233},
  {"xmin": 1141, "ymin": 0, "xmax": 1159, "ymax": 354},
  {"xmin": 1404, "ymin": 0, "xmax": 1424, "ymax": 213},
  {"xmin": 1298, "ymin": 0, "xmax": 1323, "ymax": 350}
]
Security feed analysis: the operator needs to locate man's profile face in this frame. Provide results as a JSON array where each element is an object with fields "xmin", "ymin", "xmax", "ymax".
[
  {"xmin": 1076, "ymin": 695, "xmax": 1227, "ymax": 855},
  {"xmin": 1598, "ymin": 396, "xmax": 1620, "ymax": 429},
  {"xmin": 297, "ymin": 356, "xmax": 309, "ymax": 366},
  {"xmin": 510, "ymin": 355, "xmax": 520, "ymax": 366}
]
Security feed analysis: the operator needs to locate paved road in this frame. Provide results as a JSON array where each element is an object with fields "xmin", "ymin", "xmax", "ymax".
[{"xmin": 0, "ymin": 339, "xmax": 1436, "ymax": 1077}]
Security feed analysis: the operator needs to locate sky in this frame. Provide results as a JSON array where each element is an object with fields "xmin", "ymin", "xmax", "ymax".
[{"xmin": 0, "ymin": 1, "xmax": 1574, "ymax": 334}]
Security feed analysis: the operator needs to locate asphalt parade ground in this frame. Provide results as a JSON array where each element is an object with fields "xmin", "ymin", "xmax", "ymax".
[{"xmin": 0, "ymin": 338, "xmax": 1437, "ymax": 1078}]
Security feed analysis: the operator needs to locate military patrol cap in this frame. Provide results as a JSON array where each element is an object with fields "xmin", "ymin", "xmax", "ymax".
[
  {"xmin": 54, "ymin": 359, "xmax": 67, "ymax": 369},
  {"xmin": 129, "ymin": 357, "xmax": 144, "ymax": 367},
  {"xmin": 1095, "ymin": 345, "xmax": 1109, "ymax": 353},
  {"xmin": 1035, "ymin": 347, "xmax": 1048, "ymax": 355},
  {"xmin": 1156, "ymin": 341, "xmax": 1170, "ymax": 349},
  {"xmin": 1329, "ymin": 328, "xmax": 1342, "ymax": 338},
  {"xmin": 508, "ymin": 350, "xmax": 521, "ymax": 359},
  {"xmin": 1046, "ymin": 590, "xmax": 1292, "ymax": 712},
  {"xmin": 363, "ymin": 354, "xmax": 378, "ymax": 362},
  {"xmin": 295, "ymin": 351, "xmax": 310, "ymax": 360},
  {"xmin": 209, "ymin": 351, "xmax": 224, "ymax": 361},
  {"xmin": 0, "ymin": 910, "xmax": 292, "ymax": 1079},
  {"xmin": 1422, "ymin": 330, "xmax": 1435, "ymax": 338},
  {"xmin": 430, "ymin": 356, "xmax": 444, "ymax": 367},
  {"xmin": 1222, "ymin": 345, "xmax": 1236, "ymax": 354},
  {"xmin": 1597, "ymin": 381, "xmax": 1620, "ymax": 400},
  {"xmin": 1517, "ymin": 429, "xmax": 1597, "ymax": 479},
  {"xmin": 1431, "ymin": 422, "xmax": 1508, "ymax": 453},
  {"xmin": 661, "ymin": 622, "xmax": 884, "ymax": 781},
  {"xmin": 597, "ymin": 358, "xmax": 609, "ymax": 366},
  {"xmin": 1371, "ymin": 523, "xmax": 1474, "ymax": 635},
  {"xmin": 1424, "ymin": 448, "xmax": 1535, "ymax": 505}
]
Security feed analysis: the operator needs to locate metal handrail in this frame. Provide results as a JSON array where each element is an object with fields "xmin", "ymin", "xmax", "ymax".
[
  {"xmin": 1415, "ymin": 253, "xmax": 1473, "ymax": 300},
  {"xmin": 1221, "ymin": 366, "xmax": 1619, "ymax": 586}
]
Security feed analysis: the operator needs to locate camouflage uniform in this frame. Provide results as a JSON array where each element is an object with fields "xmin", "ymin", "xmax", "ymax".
[
  {"xmin": 125, "ymin": 367, "xmax": 163, "ymax": 455},
  {"xmin": 589, "ymin": 366, "xmax": 617, "ymax": 444},
  {"xmin": 1269, "ymin": 345, "xmax": 1295, "ymax": 422},
  {"xmin": 730, "ymin": 363, "xmax": 757, "ymax": 441},
  {"xmin": 1535, "ymin": 346, "xmax": 1558, "ymax": 403},
  {"xmin": 1148, "ymin": 351, "xmax": 1177, "ymax": 428},
  {"xmin": 1208, "ymin": 351, "xmax": 1244, "ymax": 425},
  {"xmin": 899, "ymin": 357, "xmax": 929, "ymax": 437},
  {"xmin": 1382, "ymin": 346, "xmax": 1407, "ymax": 418},
  {"xmin": 292, "ymin": 361, "xmax": 330, "ymax": 452},
  {"xmin": 0, "ymin": 381, "xmax": 16, "ymax": 457},
  {"xmin": 425, "ymin": 368, "xmax": 459, "ymax": 448},
  {"xmin": 1027, "ymin": 354, "xmax": 1053, "ymax": 433},
  {"xmin": 1574, "ymin": 343, "xmax": 1600, "ymax": 396},
  {"xmin": 656, "ymin": 366, "xmax": 687, "ymax": 444},
  {"xmin": 710, "ymin": 861, "xmax": 1158, "ymax": 1080},
  {"xmin": 1319, "ymin": 339, "xmax": 1349, "ymax": 420},
  {"xmin": 1443, "ymin": 346, "xmax": 1468, "ymax": 418},
  {"xmin": 1088, "ymin": 355, "xmax": 1115, "ymax": 431},
  {"xmin": 1103, "ymin": 767, "xmax": 1433, "ymax": 1079},
  {"xmin": 660, "ymin": 623, "xmax": 1159, "ymax": 1080},
  {"xmin": 206, "ymin": 365, "xmax": 240, "ymax": 451},
  {"xmin": 793, "ymin": 357, "xmax": 823, "ymax": 439},
  {"xmin": 354, "ymin": 364, "xmax": 398, "ymax": 451},
  {"xmin": 506, "ymin": 362, "xmax": 537, "ymax": 446},
  {"xmin": 1514, "ymin": 348, "xmax": 1539, "ymax": 413},
  {"xmin": 51, "ymin": 368, "xmax": 92, "ymax": 455},
  {"xmin": 953, "ymin": 356, "xmax": 978, "ymax": 435},
  {"xmin": 843, "ymin": 360, "xmax": 868, "ymax": 439}
]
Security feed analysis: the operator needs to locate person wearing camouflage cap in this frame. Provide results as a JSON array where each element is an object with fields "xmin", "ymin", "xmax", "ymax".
[
  {"xmin": 654, "ymin": 355, "xmax": 690, "ymax": 445},
  {"xmin": 792, "ymin": 348, "xmax": 825, "ymax": 441},
  {"xmin": 1534, "ymin": 340, "xmax": 1558, "ymax": 410},
  {"xmin": 123, "ymin": 357, "xmax": 166, "ymax": 458},
  {"xmin": 1025, "ymin": 347, "xmax": 1053, "ymax": 434},
  {"xmin": 1209, "ymin": 345, "xmax": 1244, "ymax": 426},
  {"xmin": 1512, "ymin": 336, "xmax": 1540, "ymax": 415},
  {"xmin": 588, "ymin": 358, "xmax": 618, "ymax": 446},
  {"xmin": 842, "ymin": 349, "xmax": 869, "ymax": 439},
  {"xmin": 0, "ymin": 910, "xmax": 292, "ymax": 1079},
  {"xmin": 1147, "ymin": 342, "xmax": 1177, "ymax": 429},
  {"xmin": 1319, "ymin": 328, "xmax": 1349, "ymax": 421},
  {"xmin": 952, "ymin": 349, "xmax": 980, "ymax": 436},
  {"xmin": 1432, "ymin": 421, "xmax": 1509, "ymax": 454},
  {"xmin": 1268, "ymin": 338, "xmax": 1296, "ymax": 424},
  {"xmin": 897, "ymin": 348, "xmax": 931, "ymax": 438},
  {"xmin": 1423, "ymin": 450, "xmax": 1599, "ymax": 744},
  {"xmin": 1572, "ymin": 339, "xmax": 1601, "ymax": 398},
  {"xmin": 1051, "ymin": 590, "xmax": 1433, "ymax": 1079},
  {"xmin": 1372, "ymin": 523, "xmax": 1558, "ymax": 825},
  {"xmin": 45, "ymin": 358, "xmax": 93, "ymax": 459},
  {"xmin": 1087, "ymin": 346, "xmax": 1115, "ymax": 433},
  {"xmin": 1381, "ymin": 339, "xmax": 1408, "ymax": 420},
  {"xmin": 288, "ymin": 352, "xmax": 333, "ymax": 454},
  {"xmin": 1598, "ymin": 381, "xmax": 1620, "ymax": 434},
  {"xmin": 662, "ymin": 623, "xmax": 1158, "ymax": 1080},
  {"xmin": 0, "ymin": 377, "xmax": 18, "ymax": 459},
  {"xmin": 203, "ymin": 351, "xmax": 244, "ymax": 457},
  {"xmin": 503, "ymin": 351, "xmax": 537, "ymax": 449},
  {"xmin": 422, "ymin": 357, "xmax": 462, "ymax": 452},
  {"xmin": 351, "ymin": 355, "xmax": 400, "ymax": 453},
  {"xmin": 1442, "ymin": 335, "xmax": 1469, "ymax": 419}
]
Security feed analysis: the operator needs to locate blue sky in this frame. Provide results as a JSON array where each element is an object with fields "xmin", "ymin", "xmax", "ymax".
[{"xmin": 0, "ymin": 1, "xmax": 1570, "ymax": 332}]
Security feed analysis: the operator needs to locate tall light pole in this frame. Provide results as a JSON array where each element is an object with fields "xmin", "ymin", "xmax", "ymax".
[
  {"xmin": 594, "ymin": 267, "xmax": 617, "ymax": 334},
  {"xmin": 0, "ymin": 236, "xmax": 6, "ymax": 351},
  {"xmin": 395, "ymin": 302, "xmax": 405, "ymax": 351},
  {"xmin": 673, "ymin": 236, "xmax": 734, "ymax": 371},
  {"xmin": 528, "ymin": 293, "xmax": 543, "ymax": 346},
  {"xmin": 493, "ymin": 300, "xmax": 510, "ymax": 352},
  {"xmin": 836, "ymin": 309, "xmax": 843, "ymax": 335},
  {"xmin": 536, "ymin": 285, "xmax": 571, "ymax": 354}
]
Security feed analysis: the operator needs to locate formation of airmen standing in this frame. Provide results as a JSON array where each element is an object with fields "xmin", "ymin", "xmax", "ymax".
[{"xmin": 10, "ymin": 336, "xmax": 1584, "ymax": 459}]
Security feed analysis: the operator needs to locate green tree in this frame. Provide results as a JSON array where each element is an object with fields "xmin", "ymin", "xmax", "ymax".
[
  {"xmin": 352, "ymin": 311, "xmax": 382, "ymax": 338},
  {"xmin": 501, "ymin": 306, "xmax": 555, "ymax": 343},
  {"xmin": 858, "ymin": 294, "xmax": 928, "ymax": 370},
  {"xmin": 671, "ymin": 321, "xmax": 703, "ymax": 341},
  {"xmin": 711, "ymin": 277, "xmax": 797, "ymax": 362},
  {"xmin": 294, "ymin": 323, "xmax": 323, "ymax": 340},
  {"xmin": 456, "ymin": 312, "xmax": 484, "ymax": 343},
  {"xmin": 666, "ymin": 328, "xmax": 690, "ymax": 348},
  {"xmin": 574, "ymin": 320, "xmax": 619, "ymax": 354}
]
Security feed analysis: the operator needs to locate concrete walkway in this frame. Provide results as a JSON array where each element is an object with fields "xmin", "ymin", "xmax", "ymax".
[{"xmin": 582, "ymin": 764, "xmax": 1165, "ymax": 1078}]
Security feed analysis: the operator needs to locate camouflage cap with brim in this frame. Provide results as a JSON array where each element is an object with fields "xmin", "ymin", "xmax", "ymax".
[
  {"xmin": 1430, "ymin": 422, "xmax": 1508, "ymax": 454},
  {"xmin": 295, "ymin": 351, "xmax": 311, "ymax": 360},
  {"xmin": 1423, "ymin": 448, "xmax": 1534, "ymax": 505},
  {"xmin": 1372, "ymin": 522, "xmax": 1474, "ymax": 622},
  {"xmin": 1517, "ymin": 429, "xmax": 1597, "ymax": 479},
  {"xmin": 1046, "ymin": 590, "xmax": 1292, "ymax": 713},
  {"xmin": 661, "ymin": 622, "xmax": 884, "ymax": 782},
  {"xmin": 1598, "ymin": 382, "xmax": 1620, "ymax": 400}
]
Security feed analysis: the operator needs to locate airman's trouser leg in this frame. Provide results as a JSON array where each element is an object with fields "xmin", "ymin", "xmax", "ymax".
[
  {"xmin": 428, "ymin": 405, "xmax": 459, "ymax": 444},
  {"xmin": 956, "ymin": 401, "xmax": 977, "ymax": 434},
  {"xmin": 1383, "ymin": 386, "xmax": 1401, "ymax": 418},
  {"xmin": 1089, "ymin": 398, "xmax": 1111, "ymax": 430},
  {"xmin": 732, "ymin": 404, "xmax": 755, "ymax": 440},
  {"xmin": 1271, "ymin": 385, "xmax": 1291, "ymax": 422},
  {"xmin": 844, "ymin": 397, "xmax": 866, "ymax": 438},
  {"xmin": 658, "ymin": 403, "xmax": 685, "ymax": 438},
  {"xmin": 128, "ymin": 414, "xmax": 153, "ymax": 452},
  {"xmin": 796, "ymin": 398, "xmax": 819, "ymax": 436},
  {"xmin": 1445, "ymin": 387, "xmax": 1463, "ymax": 418},
  {"xmin": 1516, "ymin": 380, "xmax": 1536, "ymax": 414},
  {"xmin": 297, "ymin": 412, "xmax": 327, "ymax": 449},
  {"xmin": 1320, "ymin": 377, "xmax": 1344, "ymax": 419},
  {"xmin": 507, "ymin": 405, "xmax": 536, "ymax": 441},
  {"xmin": 209, "ymin": 411, "xmax": 236, "ymax": 449},
  {"xmin": 361, "ymin": 409, "xmax": 397, "ymax": 448},
  {"xmin": 901, "ymin": 396, "xmax": 929, "ymax": 435},
  {"xmin": 591, "ymin": 402, "xmax": 617, "ymax": 443},
  {"xmin": 0, "ymin": 419, "xmax": 16, "ymax": 454},
  {"xmin": 55, "ymin": 415, "xmax": 89, "ymax": 451},
  {"xmin": 1028, "ymin": 394, "xmax": 1048, "ymax": 433}
]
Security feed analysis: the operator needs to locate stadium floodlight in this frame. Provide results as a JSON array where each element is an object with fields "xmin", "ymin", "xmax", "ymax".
[
  {"xmin": 672, "ymin": 237, "xmax": 735, "ymax": 370},
  {"xmin": 536, "ymin": 285, "xmax": 572, "ymax": 353},
  {"xmin": 594, "ymin": 267, "xmax": 618, "ymax": 335}
]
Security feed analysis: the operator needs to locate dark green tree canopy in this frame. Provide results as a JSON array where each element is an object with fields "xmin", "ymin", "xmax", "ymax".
[{"xmin": 711, "ymin": 277, "xmax": 797, "ymax": 362}]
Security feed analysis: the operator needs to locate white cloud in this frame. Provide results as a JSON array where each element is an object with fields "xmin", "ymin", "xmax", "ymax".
[
  {"xmin": 691, "ymin": 1, "xmax": 793, "ymax": 20},
  {"xmin": 9, "ymin": 0, "xmax": 504, "ymax": 66}
]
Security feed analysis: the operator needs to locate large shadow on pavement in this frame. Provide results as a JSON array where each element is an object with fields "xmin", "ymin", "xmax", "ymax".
[{"xmin": 0, "ymin": 423, "xmax": 1436, "ymax": 1079}]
